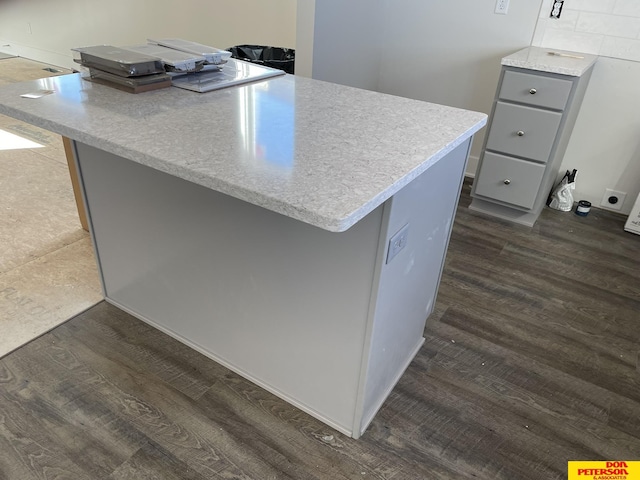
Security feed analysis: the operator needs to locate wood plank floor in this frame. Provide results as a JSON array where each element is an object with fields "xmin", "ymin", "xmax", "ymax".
[{"xmin": 1, "ymin": 181, "xmax": 638, "ymax": 479}]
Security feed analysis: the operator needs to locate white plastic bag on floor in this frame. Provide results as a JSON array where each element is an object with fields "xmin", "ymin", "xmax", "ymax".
[{"xmin": 548, "ymin": 169, "xmax": 576, "ymax": 212}]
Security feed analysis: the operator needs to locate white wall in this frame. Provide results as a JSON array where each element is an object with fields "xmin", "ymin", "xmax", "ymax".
[
  {"xmin": 533, "ymin": 0, "xmax": 640, "ymax": 214},
  {"xmin": 297, "ymin": 0, "xmax": 543, "ymax": 173},
  {"xmin": 0, "ymin": 0, "xmax": 297, "ymax": 71},
  {"xmin": 300, "ymin": 0, "xmax": 384, "ymax": 92},
  {"xmin": 294, "ymin": 0, "xmax": 315, "ymax": 78},
  {"xmin": 559, "ymin": 57, "xmax": 640, "ymax": 214}
]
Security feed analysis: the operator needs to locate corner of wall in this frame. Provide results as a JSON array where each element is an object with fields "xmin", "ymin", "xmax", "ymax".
[
  {"xmin": 465, "ymin": 154, "xmax": 480, "ymax": 178},
  {"xmin": 295, "ymin": 0, "xmax": 315, "ymax": 78}
]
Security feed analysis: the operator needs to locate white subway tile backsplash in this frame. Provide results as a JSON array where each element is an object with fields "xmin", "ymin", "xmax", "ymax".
[
  {"xmin": 540, "ymin": 0, "xmax": 554, "ymax": 18},
  {"xmin": 541, "ymin": 28, "xmax": 604, "ymax": 54},
  {"xmin": 601, "ymin": 36, "xmax": 640, "ymax": 61},
  {"xmin": 613, "ymin": 0, "xmax": 640, "ymax": 18},
  {"xmin": 568, "ymin": 0, "xmax": 615, "ymax": 14},
  {"xmin": 533, "ymin": 0, "xmax": 640, "ymax": 61},
  {"xmin": 548, "ymin": 9, "xmax": 580, "ymax": 30},
  {"xmin": 576, "ymin": 12, "xmax": 640, "ymax": 37}
]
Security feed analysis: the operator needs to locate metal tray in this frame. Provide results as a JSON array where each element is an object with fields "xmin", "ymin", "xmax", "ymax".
[
  {"xmin": 88, "ymin": 68, "xmax": 171, "ymax": 87},
  {"xmin": 148, "ymin": 38, "xmax": 232, "ymax": 65},
  {"xmin": 170, "ymin": 58, "xmax": 284, "ymax": 93},
  {"xmin": 72, "ymin": 45, "xmax": 164, "ymax": 77},
  {"xmin": 123, "ymin": 44, "xmax": 206, "ymax": 73}
]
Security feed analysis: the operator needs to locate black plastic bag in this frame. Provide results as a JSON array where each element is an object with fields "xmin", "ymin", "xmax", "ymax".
[{"xmin": 227, "ymin": 45, "xmax": 295, "ymax": 74}]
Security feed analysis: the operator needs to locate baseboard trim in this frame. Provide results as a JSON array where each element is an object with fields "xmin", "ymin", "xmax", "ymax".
[
  {"xmin": 465, "ymin": 154, "xmax": 479, "ymax": 179},
  {"xmin": 0, "ymin": 39, "xmax": 74, "ymax": 70}
]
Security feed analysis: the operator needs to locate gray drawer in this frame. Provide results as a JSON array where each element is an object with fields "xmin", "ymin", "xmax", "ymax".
[
  {"xmin": 500, "ymin": 70, "xmax": 573, "ymax": 110},
  {"xmin": 474, "ymin": 152, "xmax": 546, "ymax": 209},
  {"xmin": 486, "ymin": 102, "xmax": 562, "ymax": 162}
]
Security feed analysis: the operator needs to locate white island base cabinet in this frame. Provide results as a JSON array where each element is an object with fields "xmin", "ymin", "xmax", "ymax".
[{"xmin": 75, "ymin": 138, "xmax": 472, "ymax": 439}]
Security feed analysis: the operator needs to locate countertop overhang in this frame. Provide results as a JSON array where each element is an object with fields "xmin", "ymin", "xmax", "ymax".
[{"xmin": 0, "ymin": 72, "xmax": 486, "ymax": 232}]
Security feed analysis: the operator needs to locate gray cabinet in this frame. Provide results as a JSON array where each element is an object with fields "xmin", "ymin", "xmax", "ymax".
[
  {"xmin": 474, "ymin": 152, "xmax": 546, "ymax": 209},
  {"xmin": 470, "ymin": 49, "xmax": 595, "ymax": 227},
  {"xmin": 486, "ymin": 102, "xmax": 562, "ymax": 162}
]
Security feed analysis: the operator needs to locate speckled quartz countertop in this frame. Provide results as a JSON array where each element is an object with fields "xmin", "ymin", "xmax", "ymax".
[
  {"xmin": 502, "ymin": 46, "xmax": 597, "ymax": 77},
  {"xmin": 0, "ymin": 72, "xmax": 486, "ymax": 232}
]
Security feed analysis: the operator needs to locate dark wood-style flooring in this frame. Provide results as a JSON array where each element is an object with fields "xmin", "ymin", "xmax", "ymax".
[{"xmin": 1, "ymin": 181, "xmax": 639, "ymax": 479}]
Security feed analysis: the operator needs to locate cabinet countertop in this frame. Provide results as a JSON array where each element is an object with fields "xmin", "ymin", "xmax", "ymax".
[
  {"xmin": 502, "ymin": 46, "xmax": 598, "ymax": 77},
  {"xmin": 0, "ymin": 72, "xmax": 486, "ymax": 232}
]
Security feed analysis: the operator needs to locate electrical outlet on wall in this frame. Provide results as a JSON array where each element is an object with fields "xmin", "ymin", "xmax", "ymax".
[
  {"xmin": 600, "ymin": 188, "xmax": 627, "ymax": 211},
  {"xmin": 495, "ymin": 0, "xmax": 509, "ymax": 15},
  {"xmin": 550, "ymin": 0, "xmax": 564, "ymax": 19}
]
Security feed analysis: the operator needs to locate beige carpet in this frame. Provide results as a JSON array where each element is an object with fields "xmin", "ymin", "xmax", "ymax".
[{"xmin": 0, "ymin": 58, "xmax": 103, "ymax": 357}]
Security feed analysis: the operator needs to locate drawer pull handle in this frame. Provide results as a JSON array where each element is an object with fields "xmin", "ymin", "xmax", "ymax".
[
  {"xmin": 503, "ymin": 179, "xmax": 511, "ymax": 185},
  {"xmin": 516, "ymin": 130, "xmax": 525, "ymax": 137},
  {"xmin": 529, "ymin": 88, "xmax": 537, "ymax": 94}
]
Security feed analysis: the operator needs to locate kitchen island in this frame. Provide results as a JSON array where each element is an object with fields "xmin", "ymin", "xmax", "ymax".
[{"xmin": 0, "ymin": 71, "xmax": 486, "ymax": 438}]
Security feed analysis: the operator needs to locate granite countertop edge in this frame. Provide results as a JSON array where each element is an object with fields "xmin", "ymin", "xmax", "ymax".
[{"xmin": 501, "ymin": 46, "xmax": 598, "ymax": 77}]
